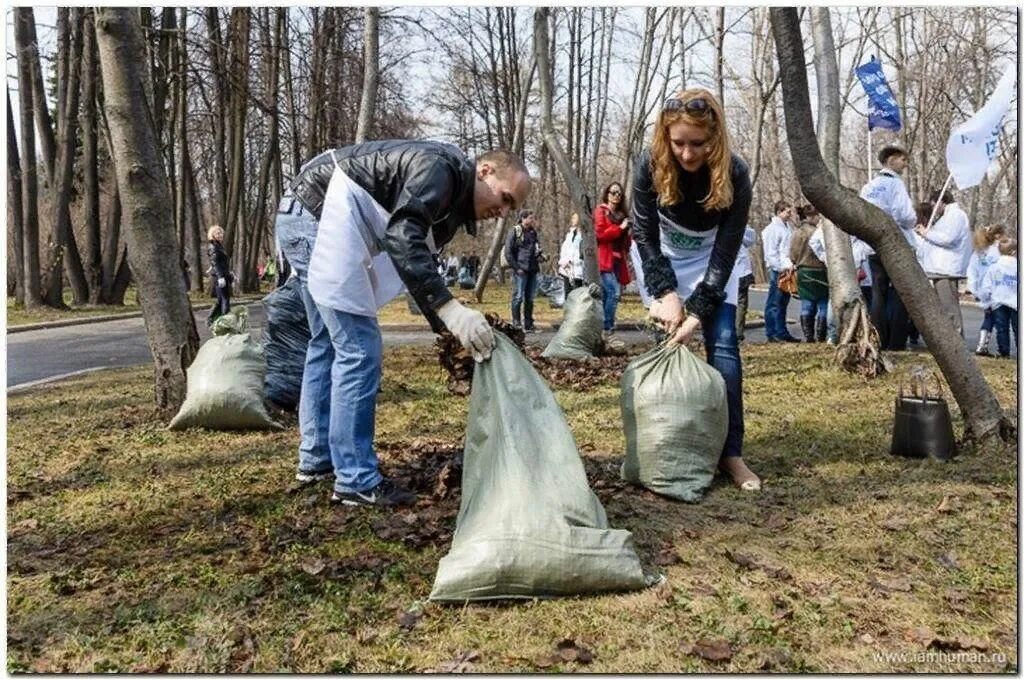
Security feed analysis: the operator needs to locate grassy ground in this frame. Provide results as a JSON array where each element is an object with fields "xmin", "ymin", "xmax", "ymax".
[
  {"xmin": 7, "ymin": 343, "xmax": 1016, "ymax": 672},
  {"xmin": 6, "ymin": 287, "xmax": 272, "ymax": 328}
]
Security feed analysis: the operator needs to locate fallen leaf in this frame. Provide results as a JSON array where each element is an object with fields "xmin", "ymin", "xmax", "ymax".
[
  {"xmin": 859, "ymin": 633, "xmax": 875, "ymax": 644},
  {"xmin": 905, "ymin": 627, "xmax": 935, "ymax": 647},
  {"xmin": 765, "ymin": 514, "xmax": 789, "ymax": 531},
  {"xmin": 432, "ymin": 650, "xmax": 481, "ymax": 673},
  {"xmin": 760, "ymin": 647, "xmax": 791, "ymax": 670},
  {"xmin": 869, "ymin": 575, "xmax": 913, "ymax": 593},
  {"xmin": 937, "ymin": 552, "xmax": 960, "ymax": 570},
  {"xmin": 356, "ymin": 629, "xmax": 378, "ymax": 645},
  {"xmin": 9, "ymin": 518, "xmax": 39, "ymax": 537},
  {"xmin": 300, "ymin": 557, "xmax": 327, "ymax": 576},
  {"xmin": 686, "ymin": 637, "xmax": 733, "ymax": 662},
  {"xmin": 935, "ymin": 495, "xmax": 955, "ymax": 513},
  {"xmin": 555, "ymin": 639, "xmax": 594, "ymax": 664},
  {"xmin": 654, "ymin": 548, "xmax": 682, "ymax": 566},
  {"xmin": 397, "ymin": 609, "xmax": 423, "ymax": 631},
  {"xmin": 880, "ymin": 516, "xmax": 908, "ymax": 531},
  {"xmin": 930, "ymin": 636, "xmax": 989, "ymax": 652}
]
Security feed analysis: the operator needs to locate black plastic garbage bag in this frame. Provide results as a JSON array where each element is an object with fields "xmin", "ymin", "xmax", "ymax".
[{"xmin": 261, "ymin": 277, "xmax": 310, "ymax": 410}]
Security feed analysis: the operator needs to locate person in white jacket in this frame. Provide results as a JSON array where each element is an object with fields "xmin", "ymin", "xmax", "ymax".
[
  {"xmin": 557, "ymin": 212, "xmax": 585, "ymax": 293},
  {"xmin": 914, "ymin": 188, "xmax": 971, "ymax": 337},
  {"xmin": 734, "ymin": 225, "xmax": 758, "ymax": 341},
  {"xmin": 808, "ymin": 225, "xmax": 874, "ymax": 344},
  {"xmin": 976, "ymin": 236, "xmax": 1018, "ymax": 358},
  {"xmin": 761, "ymin": 200, "xmax": 800, "ymax": 342},
  {"xmin": 859, "ymin": 145, "xmax": 917, "ymax": 350},
  {"xmin": 966, "ymin": 224, "xmax": 1006, "ymax": 355}
]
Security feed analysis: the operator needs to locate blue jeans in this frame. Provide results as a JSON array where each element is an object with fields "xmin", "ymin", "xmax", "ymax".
[
  {"xmin": 511, "ymin": 270, "xmax": 539, "ymax": 328},
  {"xmin": 765, "ymin": 269, "xmax": 791, "ymax": 339},
  {"xmin": 981, "ymin": 308, "xmax": 994, "ymax": 332},
  {"xmin": 703, "ymin": 303, "xmax": 744, "ymax": 459},
  {"xmin": 275, "ymin": 197, "xmax": 384, "ymax": 494},
  {"xmin": 992, "ymin": 305, "xmax": 1017, "ymax": 356},
  {"xmin": 600, "ymin": 272, "xmax": 620, "ymax": 331},
  {"xmin": 801, "ymin": 297, "xmax": 828, "ymax": 322}
]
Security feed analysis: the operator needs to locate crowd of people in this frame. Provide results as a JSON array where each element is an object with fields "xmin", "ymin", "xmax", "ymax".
[{"xmin": 754, "ymin": 144, "xmax": 1017, "ymax": 355}]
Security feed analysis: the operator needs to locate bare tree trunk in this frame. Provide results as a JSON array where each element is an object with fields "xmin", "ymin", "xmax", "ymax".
[
  {"xmin": 221, "ymin": 9, "xmax": 250, "ymax": 278},
  {"xmin": 534, "ymin": 7, "xmax": 598, "ymax": 284},
  {"xmin": 174, "ymin": 8, "xmax": 189, "ymax": 276},
  {"xmin": 21, "ymin": 8, "xmax": 57, "ymax": 185},
  {"xmin": 45, "ymin": 8, "xmax": 90, "ymax": 308},
  {"xmin": 95, "ymin": 7, "xmax": 199, "ymax": 413},
  {"xmin": 713, "ymin": 7, "xmax": 726, "ymax": 106},
  {"xmin": 811, "ymin": 7, "xmax": 885, "ymax": 376},
  {"xmin": 281, "ymin": 8, "xmax": 302, "ymax": 176},
  {"xmin": 186, "ymin": 150, "xmax": 204, "ymax": 292},
  {"xmin": 7, "ymin": 88, "xmax": 26, "ymax": 305},
  {"xmin": 82, "ymin": 9, "xmax": 103, "ymax": 304},
  {"xmin": 14, "ymin": 11, "xmax": 43, "ymax": 308},
  {"xmin": 770, "ymin": 6, "xmax": 1013, "ymax": 446},
  {"xmin": 354, "ymin": 7, "xmax": 379, "ymax": 144}
]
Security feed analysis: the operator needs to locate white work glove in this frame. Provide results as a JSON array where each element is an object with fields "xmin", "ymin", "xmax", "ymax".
[
  {"xmin": 649, "ymin": 291, "xmax": 685, "ymax": 335},
  {"xmin": 217, "ymin": 277, "xmax": 226, "ymax": 288},
  {"xmin": 437, "ymin": 299, "xmax": 495, "ymax": 362}
]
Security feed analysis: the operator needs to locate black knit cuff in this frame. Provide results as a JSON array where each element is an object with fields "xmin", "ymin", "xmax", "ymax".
[
  {"xmin": 643, "ymin": 255, "xmax": 679, "ymax": 300},
  {"xmin": 684, "ymin": 282, "xmax": 726, "ymax": 321}
]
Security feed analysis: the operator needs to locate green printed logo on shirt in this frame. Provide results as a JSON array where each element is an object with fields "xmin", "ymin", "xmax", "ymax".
[{"xmin": 667, "ymin": 230, "xmax": 705, "ymax": 251}]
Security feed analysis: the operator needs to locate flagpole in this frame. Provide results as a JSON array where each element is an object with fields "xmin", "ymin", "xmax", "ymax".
[
  {"xmin": 924, "ymin": 172, "xmax": 954, "ymax": 230},
  {"xmin": 866, "ymin": 123, "xmax": 872, "ymax": 182}
]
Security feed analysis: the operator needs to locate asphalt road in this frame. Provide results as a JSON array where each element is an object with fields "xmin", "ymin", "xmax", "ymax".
[{"xmin": 5, "ymin": 289, "xmax": 1009, "ymax": 390}]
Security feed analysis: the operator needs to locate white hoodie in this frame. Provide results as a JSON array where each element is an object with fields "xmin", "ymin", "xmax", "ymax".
[
  {"xmin": 977, "ymin": 255, "xmax": 1018, "ymax": 311},
  {"xmin": 966, "ymin": 243, "xmax": 1002, "ymax": 302},
  {"xmin": 918, "ymin": 202, "xmax": 971, "ymax": 278}
]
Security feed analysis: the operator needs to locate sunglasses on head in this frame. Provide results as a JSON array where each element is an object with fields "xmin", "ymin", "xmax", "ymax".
[{"xmin": 664, "ymin": 96, "xmax": 713, "ymax": 117}]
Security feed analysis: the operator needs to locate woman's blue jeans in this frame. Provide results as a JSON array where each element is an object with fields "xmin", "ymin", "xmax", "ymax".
[
  {"xmin": 703, "ymin": 303, "xmax": 744, "ymax": 459},
  {"xmin": 600, "ymin": 272, "xmax": 620, "ymax": 331},
  {"xmin": 801, "ymin": 297, "xmax": 829, "ymax": 321}
]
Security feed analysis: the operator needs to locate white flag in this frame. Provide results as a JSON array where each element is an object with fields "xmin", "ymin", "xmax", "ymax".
[{"xmin": 945, "ymin": 65, "xmax": 1017, "ymax": 189}]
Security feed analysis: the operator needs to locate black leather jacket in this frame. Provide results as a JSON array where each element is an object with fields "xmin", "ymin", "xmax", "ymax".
[
  {"xmin": 288, "ymin": 140, "xmax": 477, "ymax": 314},
  {"xmin": 630, "ymin": 149, "xmax": 752, "ymax": 321},
  {"xmin": 208, "ymin": 240, "xmax": 231, "ymax": 281}
]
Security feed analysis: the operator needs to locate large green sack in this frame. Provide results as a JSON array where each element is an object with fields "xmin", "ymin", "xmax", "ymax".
[
  {"xmin": 169, "ymin": 307, "xmax": 282, "ymax": 431},
  {"xmin": 541, "ymin": 283, "xmax": 604, "ymax": 359},
  {"xmin": 430, "ymin": 332, "xmax": 650, "ymax": 602},
  {"xmin": 620, "ymin": 343, "xmax": 727, "ymax": 502}
]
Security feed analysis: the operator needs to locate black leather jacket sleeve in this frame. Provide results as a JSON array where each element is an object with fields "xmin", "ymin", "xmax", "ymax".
[
  {"xmin": 686, "ymin": 157, "xmax": 752, "ymax": 321},
  {"xmin": 380, "ymin": 161, "xmax": 458, "ymax": 311},
  {"xmin": 630, "ymin": 150, "xmax": 679, "ymax": 300},
  {"xmin": 208, "ymin": 241, "xmax": 231, "ymax": 280}
]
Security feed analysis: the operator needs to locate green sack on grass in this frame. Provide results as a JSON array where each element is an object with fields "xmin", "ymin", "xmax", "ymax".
[
  {"xmin": 430, "ymin": 332, "xmax": 650, "ymax": 602},
  {"xmin": 620, "ymin": 343, "xmax": 727, "ymax": 503},
  {"xmin": 541, "ymin": 283, "xmax": 604, "ymax": 359},
  {"xmin": 169, "ymin": 307, "xmax": 282, "ymax": 431}
]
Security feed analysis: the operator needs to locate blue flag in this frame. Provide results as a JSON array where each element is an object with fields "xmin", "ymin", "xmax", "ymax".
[{"xmin": 855, "ymin": 57, "xmax": 902, "ymax": 131}]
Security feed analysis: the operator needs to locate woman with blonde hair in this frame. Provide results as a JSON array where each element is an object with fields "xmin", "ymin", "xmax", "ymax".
[
  {"xmin": 967, "ymin": 223, "xmax": 1006, "ymax": 355},
  {"xmin": 206, "ymin": 224, "xmax": 232, "ymax": 326},
  {"xmin": 631, "ymin": 87, "xmax": 760, "ymax": 491}
]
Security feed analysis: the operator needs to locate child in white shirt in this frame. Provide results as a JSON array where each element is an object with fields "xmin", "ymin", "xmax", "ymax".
[{"xmin": 977, "ymin": 236, "xmax": 1018, "ymax": 358}]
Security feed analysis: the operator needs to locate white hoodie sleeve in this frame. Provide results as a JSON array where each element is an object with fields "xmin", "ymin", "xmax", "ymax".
[
  {"xmin": 922, "ymin": 212, "xmax": 961, "ymax": 248},
  {"xmin": 891, "ymin": 180, "xmax": 918, "ymax": 232},
  {"xmin": 762, "ymin": 222, "xmax": 780, "ymax": 271}
]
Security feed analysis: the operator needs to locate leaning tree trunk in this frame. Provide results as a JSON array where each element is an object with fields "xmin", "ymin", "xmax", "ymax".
[
  {"xmin": 95, "ymin": 8, "xmax": 199, "ymax": 414},
  {"xmin": 533, "ymin": 7, "xmax": 599, "ymax": 284},
  {"xmin": 82, "ymin": 9, "xmax": 103, "ymax": 305},
  {"xmin": 770, "ymin": 7, "xmax": 1013, "ymax": 446},
  {"xmin": 810, "ymin": 7, "xmax": 885, "ymax": 376},
  {"xmin": 354, "ymin": 7, "xmax": 379, "ymax": 144}
]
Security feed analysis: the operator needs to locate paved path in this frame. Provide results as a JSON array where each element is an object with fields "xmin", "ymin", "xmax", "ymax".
[{"xmin": 6, "ymin": 289, "xmax": 1010, "ymax": 390}]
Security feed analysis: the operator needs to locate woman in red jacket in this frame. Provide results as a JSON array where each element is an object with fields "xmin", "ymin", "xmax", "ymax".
[{"xmin": 594, "ymin": 182, "xmax": 632, "ymax": 332}]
